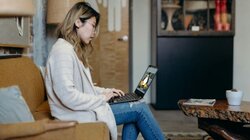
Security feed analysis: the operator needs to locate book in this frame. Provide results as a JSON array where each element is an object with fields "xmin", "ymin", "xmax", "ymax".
[{"xmin": 183, "ymin": 99, "xmax": 216, "ymax": 106}]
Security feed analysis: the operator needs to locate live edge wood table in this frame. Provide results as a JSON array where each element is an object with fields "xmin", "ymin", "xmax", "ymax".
[{"xmin": 178, "ymin": 100, "xmax": 250, "ymax": 140}]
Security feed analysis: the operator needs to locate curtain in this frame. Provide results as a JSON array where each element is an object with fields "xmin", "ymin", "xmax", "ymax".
[{"xmin": 32, "ymin": 0, "xmax": 47, "ymax": 66}]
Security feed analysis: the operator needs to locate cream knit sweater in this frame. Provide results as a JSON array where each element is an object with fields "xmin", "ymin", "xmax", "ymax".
[{"xmin": 45, "ymin": 38, "xmax": 117, "ymax": 140}]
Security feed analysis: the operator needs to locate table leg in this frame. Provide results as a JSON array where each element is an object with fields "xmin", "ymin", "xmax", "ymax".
[{"xmin": 198, "ymin": 118, "xmax": 250, "ymax": 140}]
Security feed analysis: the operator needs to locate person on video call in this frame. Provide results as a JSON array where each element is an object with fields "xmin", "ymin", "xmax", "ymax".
[{"xmin": 45, "ymin": 2, "xmax": 165, "ymax": 140}]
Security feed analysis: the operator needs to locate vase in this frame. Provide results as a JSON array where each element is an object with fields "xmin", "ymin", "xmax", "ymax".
[
  {"xmin": 184, "ymin": 14, "xmax": 193, "ymax": 30},
  {"xmin": 162, "ymin": 4, "xmax": 180, "ymax": 31}
]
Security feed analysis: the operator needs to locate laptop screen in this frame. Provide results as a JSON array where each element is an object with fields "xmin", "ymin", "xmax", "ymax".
[{"xmin": 135, "ymin": 65, "xmax": 158, "ymax": 96}]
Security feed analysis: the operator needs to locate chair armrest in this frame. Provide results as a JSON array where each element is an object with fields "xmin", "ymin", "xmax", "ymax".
[
  {"xmin": 0, "ymin": 119, "xmax": 77, "ymax": 139},
  {"xmin": 0, "ymin": 121, "xmax": 110, "ymax": 140},
  {"xmin": 74, "ymin": 122, "xmax": 110, "ymax": 140}
]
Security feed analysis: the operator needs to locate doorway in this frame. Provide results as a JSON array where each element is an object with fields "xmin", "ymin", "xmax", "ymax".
[{"xmin": 89, "ymin": 0, "xmax": 132, "ymax": 93}]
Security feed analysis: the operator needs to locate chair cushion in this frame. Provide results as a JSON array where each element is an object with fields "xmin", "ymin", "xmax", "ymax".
[
  {"xmin": 0, "ymin": 57, "xmax": 46, "ymax": 113},
  {"xmin": 33, "ymin": 100, "xmax": 52, "ymax": 120},
  {"xmin": 0, "ymin": 85, "xmax": 34, "ymax": 124}
]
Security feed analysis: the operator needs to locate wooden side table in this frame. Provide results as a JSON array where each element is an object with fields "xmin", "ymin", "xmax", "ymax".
[{"xmin": 178, "ymin": 100, "xmax": 250, "ymax": 140}]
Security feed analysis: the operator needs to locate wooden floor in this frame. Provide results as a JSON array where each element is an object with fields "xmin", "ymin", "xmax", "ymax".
[
  {"xmin": 150, "ymin": 105, "xmax": 203, "ymax": 133},
  {"xmin": 117, "ymin": 104, "xmax": 205, "ymax": 134}
]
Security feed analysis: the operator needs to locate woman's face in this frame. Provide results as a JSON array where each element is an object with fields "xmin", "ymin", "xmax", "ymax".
[{"xmin": 76, "ymin": 16, "xmax": 97, "ymax": 44}]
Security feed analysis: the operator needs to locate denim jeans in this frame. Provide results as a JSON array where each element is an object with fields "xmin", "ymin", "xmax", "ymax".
[{"xmin": 110, "ymin": 101, "xmax": 166, "ymax": 140}]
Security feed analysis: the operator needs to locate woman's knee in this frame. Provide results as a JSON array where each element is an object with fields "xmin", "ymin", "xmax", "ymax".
[{"xmin": 131, "ymin": 102, "xmax": 151, "ymax": 113}]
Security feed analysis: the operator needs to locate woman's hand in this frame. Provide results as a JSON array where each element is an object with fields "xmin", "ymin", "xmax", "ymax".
[
  {"xmin": 110, "ymin": 88, "xmax": 125, "ymax": 97},
  {"xmin": 103, "ymin": 88, "xmax": 125, "ymax": 102}
]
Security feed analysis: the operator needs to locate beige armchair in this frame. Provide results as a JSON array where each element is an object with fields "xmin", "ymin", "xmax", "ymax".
[
  {"xmin": 0, "ymin": 119, "xmax": 109, "ymax": 140},
  {"xmin": 0, "ymin": 57, "xmax": 110, "ymax": 140}
]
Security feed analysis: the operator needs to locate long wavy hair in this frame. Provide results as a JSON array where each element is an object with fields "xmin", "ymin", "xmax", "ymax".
[{"xmin": 56, "ymin": 2, "xmax": 100, "ymax": 67}]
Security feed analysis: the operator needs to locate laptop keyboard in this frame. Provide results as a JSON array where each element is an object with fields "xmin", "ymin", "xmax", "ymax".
[{"xmin": 108, "ymin": 93, "xmax": 140, "ymax": 104}]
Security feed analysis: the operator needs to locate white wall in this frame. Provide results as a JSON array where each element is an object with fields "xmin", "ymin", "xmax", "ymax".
[
  {"xmin": 132, "ymin": 0, "xmax": 151, "ymax": 103},
  {"xmin": 234, "ymin": 1, "xmax": 250, "ymax": 101}
]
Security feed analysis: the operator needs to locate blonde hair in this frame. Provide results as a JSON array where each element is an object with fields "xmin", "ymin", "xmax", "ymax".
[{"xmin": 56, "ymin": 2, "xmax": 100, "ymax": 67}]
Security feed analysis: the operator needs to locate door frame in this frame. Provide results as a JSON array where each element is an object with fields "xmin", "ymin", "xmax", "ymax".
[{"xmin": 129, "ymin": 0, "xmax": 133, "ymax": 93}]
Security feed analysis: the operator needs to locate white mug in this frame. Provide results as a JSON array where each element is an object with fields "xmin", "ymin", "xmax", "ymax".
[{"xmin": 226, "ymin": 90, "xmax": 243, "ymax": 106}]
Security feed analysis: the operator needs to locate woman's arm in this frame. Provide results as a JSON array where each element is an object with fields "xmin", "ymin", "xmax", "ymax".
[
  {"xmin": 46, "ymin": 49, "xmax": 106, "ymax": 111},
  {"xmin": 94, "ymin": 86, "xmax": 125, "ymax": 97},
  {"xmin": 94, "ymin": 86, "xmax": 112, "ymax": 95}
]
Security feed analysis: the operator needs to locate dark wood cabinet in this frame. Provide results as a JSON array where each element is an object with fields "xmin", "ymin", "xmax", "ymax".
[{"xmin": 151, "ymin": 0, "xmax": 235, "ymax": 109}]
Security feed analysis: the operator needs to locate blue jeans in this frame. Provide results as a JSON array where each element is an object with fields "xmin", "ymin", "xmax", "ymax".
[{"xmin": 110, "ymin": 102, "xmax": 165, "ymax": 140}]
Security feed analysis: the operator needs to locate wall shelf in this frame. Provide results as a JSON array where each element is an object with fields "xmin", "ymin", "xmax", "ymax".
[
  {"xmin": 156, "ymin": 0, "xmax": 235, "ymax": 37},
  {"xmin": 0, "ymin": 43, "xmax": 30, "ymax": 58},
  {"xmin": 151, "ymin": 0, "xmax": 234, "ymax": 109}
]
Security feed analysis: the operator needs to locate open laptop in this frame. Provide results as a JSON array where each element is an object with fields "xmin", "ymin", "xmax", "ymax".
[{"xmin": 108, "ymin": 65, "xmax": 158, "ymax": 104}]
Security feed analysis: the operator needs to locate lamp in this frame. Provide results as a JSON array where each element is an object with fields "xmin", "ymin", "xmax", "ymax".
[
  {"xmin": 0, "ymin": 0, "xmax": 35, "ymax": 16},
  {"xmin": 185, "ymin": 1, "xmax": 215, "ymax": 12},
  {"xmin": 184, "ymin": 0, "xmax": 215, "ymax": 31}
]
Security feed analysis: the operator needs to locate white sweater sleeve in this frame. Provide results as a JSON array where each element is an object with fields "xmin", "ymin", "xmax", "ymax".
[
  {"xmin": 47, "ymin": 50, "xmax": 106, "ymax": 111},
  {"xmin": 94, "ymin": 86, "xmax": 112, "ymax": 95}
]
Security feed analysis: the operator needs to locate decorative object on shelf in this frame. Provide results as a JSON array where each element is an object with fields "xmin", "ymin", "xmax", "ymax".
[
  {"xmin": 185, "ymin": 0, "xmax": 215, "ymax": 31},
  {"xmin": 214, "ymin": 0, "xmax": 221, "ymax": 31},
  {"xmin": 172, "ymin": 8, "xmax": 184, "ymax": 31},
  {"xmin": 214, "ymin": 0, "xmax": 230, "ymax": 31},
  {"xmin": 162, "ymin": 0, "xmax": 180, "ymax": 31},
  {"xmin": 221, "ymin": 0, "xmax": 230, "ymax": 31},
  {"xmin": 221, "ymin": 0, "xmax": 227, "ymax": 23},
  {"xmin": 185, "ymin": 0, "xmax": 214, "ymax": 12},
  {"xmin": 214, "ymin": 0, "xmax": 223, "ymax": 31},
  {"xmin": 184, "ymin": 14, "xmax": 193, "ymax": 30}
]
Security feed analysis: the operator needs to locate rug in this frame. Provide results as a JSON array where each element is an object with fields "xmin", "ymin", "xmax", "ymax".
[
  {"xmin": 118, "ymin": 132, "xmax": 213, "ymax": 140},
  {"xmin": 164, "ymin": 132, "xmax": 214, "ymax": 140}
]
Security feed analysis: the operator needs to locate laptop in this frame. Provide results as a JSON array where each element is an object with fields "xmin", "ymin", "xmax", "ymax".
[{"xmin": 108, "ymin": 65, "xmax": 158, "ymax": 104}]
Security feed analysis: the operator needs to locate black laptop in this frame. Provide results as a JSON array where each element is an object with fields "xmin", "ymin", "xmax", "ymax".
[{"xmin": 108, "ymin": 65, "xmax": 158, "ymax": 104}]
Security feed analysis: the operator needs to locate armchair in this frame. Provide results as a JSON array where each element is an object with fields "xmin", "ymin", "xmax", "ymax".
[{"xmin": 0, "ymin": 57, "xmax": 110, "ymax": 140}]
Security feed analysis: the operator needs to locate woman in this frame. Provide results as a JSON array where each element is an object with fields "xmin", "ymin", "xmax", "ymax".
[{"xmin": 45, "ymin": 2, "xmax": 165, "ymax": 140}]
